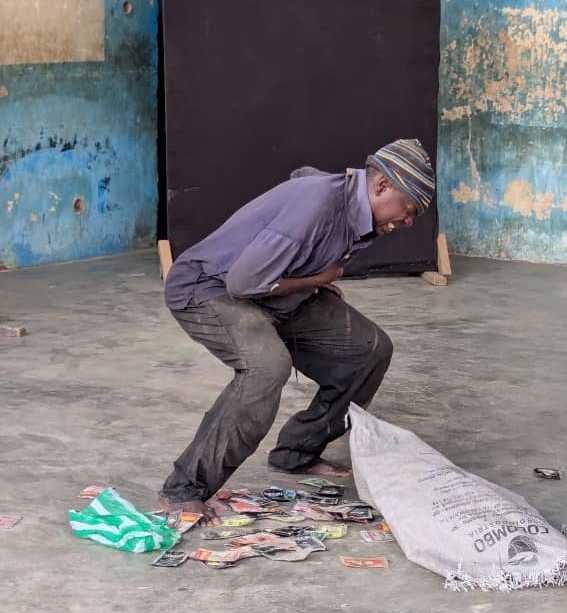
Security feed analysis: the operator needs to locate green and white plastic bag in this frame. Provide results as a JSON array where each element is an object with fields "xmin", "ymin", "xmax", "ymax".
[
  {"xmin": 69, "ymin": 487, "xmax": 179, "ymax": 553},
  {"xmin": 348, "ymin": 403, "xmax": 567, "ymax": 592}
]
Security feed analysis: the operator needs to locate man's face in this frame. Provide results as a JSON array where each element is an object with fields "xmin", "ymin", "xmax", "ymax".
[{"xmin": 368, "ymin": 176, "xmax": 418, "ymax": 236}]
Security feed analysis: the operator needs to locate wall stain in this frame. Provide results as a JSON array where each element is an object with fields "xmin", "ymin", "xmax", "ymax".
[
  {"xmin": 503, "ymin": 179, "xmax": 567, "ymax": 221},
  {"xmin": 0, "ymin": 1, "xmax": 158, "ymax": 268},
  {"xmin": 438, "ymin": 1, "xmax": 567, "ymax": 263},
  {"xmin": 441, "ymin": 6, "xmax": 567, "ymax": 125},
  {"xmin": 451, "ymin": 182, "xmax": 480, "ymax": 204}
]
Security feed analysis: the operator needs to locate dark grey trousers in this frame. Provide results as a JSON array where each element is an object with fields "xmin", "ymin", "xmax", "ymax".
[{"xmin": 160, "ymin": 289, "xmax": 393, "ymax": 503}]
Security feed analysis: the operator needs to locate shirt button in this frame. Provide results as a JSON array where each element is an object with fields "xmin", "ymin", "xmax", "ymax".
[{"xmin": 343, "ymin": 254, "xmax": 350, "ymax": 260}]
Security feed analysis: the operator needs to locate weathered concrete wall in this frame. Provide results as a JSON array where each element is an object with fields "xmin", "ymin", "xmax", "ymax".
[
  {"xmin": 438, "ymin": 1, "xmax": 567, "ymax": 263},
  {"xmin": 0, "ymin": 0, "xmax": 158, "ymax": 269}
]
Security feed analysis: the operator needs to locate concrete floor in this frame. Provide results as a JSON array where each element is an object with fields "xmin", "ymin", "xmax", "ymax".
[{"xmin": 1, "ymin": 249, "xmax": 567, "ymax": 613}]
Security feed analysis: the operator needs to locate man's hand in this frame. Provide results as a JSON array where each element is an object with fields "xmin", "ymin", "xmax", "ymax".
[
  {"xmin": 321, "ymin": 282, "xmax": 345, "ymax": 300},
  {"xmin": 269, "ymin": 262, "xmax": 344, "ymax": 297},
  {"xmin": 314, "ymin": 262, "xmax": 344, "ymax": 285}
]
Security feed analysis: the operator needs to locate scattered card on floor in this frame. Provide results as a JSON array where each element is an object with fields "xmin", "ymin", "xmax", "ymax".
[
  {"xmin": 340, "ymin": 556, "xmax": 389, "ymax": 568},
  {"xmin": 0, "ymin": 515, "xmax": 22, "ymax": 530},
  {"xmin": 152, "ymin": 550, "xmax": 189, "ymax": 567}
]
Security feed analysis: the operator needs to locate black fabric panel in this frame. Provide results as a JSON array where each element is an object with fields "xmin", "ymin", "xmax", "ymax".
[{"xmin": 163, "ymin": 0, "xmax": 440, "ymax": 275}]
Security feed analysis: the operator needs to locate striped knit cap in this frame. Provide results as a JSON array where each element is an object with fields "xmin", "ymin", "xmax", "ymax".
[{"xmin": 365, "ymin": 139, "xmax": 435, "ymax": 216}]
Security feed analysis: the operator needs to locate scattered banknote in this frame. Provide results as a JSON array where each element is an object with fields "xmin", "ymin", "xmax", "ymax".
[
  {"xmin": 77, "ymin": 485, "xmax": 107, "ymax": 499},
  {"xmin": 165, "ymin": 511, "xmax": 203, "ymax": 533},
  {"xmin": 229, "ymin": 501, "xmax": 278, "ymax": 514},
  {"xmin": 294, "ymin": 535, "xmax": 327, "ymax": 552},
  {"xmin": 265, "ymin": 512, "xmax": 306, "ymax": 523},
  {"xmin": 200, "ymin": 528, "xmax": 259, "ymax": 540},
  {"xmin": 202, "ymin": 560, "xmax": 238, "ymax": 569},
  {"xmin": 220, "ymin": 516, "xmax": 256, "ymax": 527},
  {"xmin": 266, "ymin": 525, "xmax": 313, "ymax": 537},
  {"xmin": 216, "ymin": 488, "xmax": 251, "ymax": 500},
  {"xmin": 227, "ymin": 532, "xmax": 295, "ymax": 549},
  {"xmin": 298, "ymin": 477, "xmax": 337, "ymax": 488},
  {"xmin": 234, "ymin": 545, "xmax": 262, "ymax": 559},
  {"xmin": 292, "ymin": 503, "xmax": 334, "ymax": 522},
  {"xmin": 359, "ymin": 529, "xmax": 394, "ymax": 543},
  {"xmin": 189, "ymin": 548, "xmax": 241, "ymax": 563},
  {"xmin": 0, "ymin": 515, "xmax": 22, "ymax": 530},
  {"xmin": 340, "ymin": 556, "xmax": 389, "ymax": 569},
  {"xmin": 301, "ymin": 530, "xmax": 327, "ymax": 541},
  {"xmin": 317, "ymin": 485, "xmax": 345, "ymax": 497},
  {"xmin": 151, "ymin": 550, "xmax": 189, "ymax": 567},
  {"xmin": 260, "ymin": 547, "xmax": 313, "ymax": 562},
  {"xmin": 318, "ymin": 524, "xmax": 348, "ymax": 539}
]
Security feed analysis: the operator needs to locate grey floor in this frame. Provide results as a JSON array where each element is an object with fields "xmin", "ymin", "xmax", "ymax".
[{"xmin": 1, "ymin": 250, "xmax": 567, "ymax": 613}]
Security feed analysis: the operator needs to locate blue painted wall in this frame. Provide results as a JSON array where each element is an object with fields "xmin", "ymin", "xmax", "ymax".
[
  {"xmin": 0, "ymin": 1, "xmax": 158, "ymax": 269},
  {"xmin": 438, "ymin": 1, "xmax": 567, "ymax": 263}
]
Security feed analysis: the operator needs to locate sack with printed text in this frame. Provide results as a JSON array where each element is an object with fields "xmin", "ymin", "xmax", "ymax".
[{"xmin": 348, "ymin": 403, "xmax": 567, "ymax": 591}]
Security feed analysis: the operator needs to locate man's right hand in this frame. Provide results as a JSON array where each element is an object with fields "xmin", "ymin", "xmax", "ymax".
[
  {"xmin": 270, "ymin": 262, "xmax": 344, "ymax": 297},
  {"xmin": 315, "ymin": 262, "xmax": 344, "ymax": 286}
]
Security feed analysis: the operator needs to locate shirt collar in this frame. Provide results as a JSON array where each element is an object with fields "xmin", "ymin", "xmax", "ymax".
[{"xmin": 346, "ymin": 168, "xmax": 374, "ymax": 240}]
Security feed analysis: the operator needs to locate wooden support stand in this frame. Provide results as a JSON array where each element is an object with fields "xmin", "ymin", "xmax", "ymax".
[
  {"xmin": 158, "ymin": 239, "xmax": 173, "ymax": 281},
  {"xmin": 0, "ymin": 324, "xmax": 27, "ymax": 337},
  {"xmin": 421, "ymin": 233, "xmax": 452, "ymax": 287}
]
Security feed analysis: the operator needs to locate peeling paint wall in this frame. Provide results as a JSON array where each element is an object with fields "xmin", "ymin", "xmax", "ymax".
[
  {"xmin": 0, "ymin": 0, "xmax": 158, "ymax": 269},
  {"xmin": 437, "ymin": 0, "xmax": 567, "ymax": 263}
]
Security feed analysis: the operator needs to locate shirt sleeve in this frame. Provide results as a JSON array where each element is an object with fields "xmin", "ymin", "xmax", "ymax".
[{"xmin": 225, "ymin": 228, "xmax": 308, "ymax": 299}]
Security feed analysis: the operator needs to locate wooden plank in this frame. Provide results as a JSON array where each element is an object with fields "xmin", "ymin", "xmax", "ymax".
[
  {"xmin": 421, "ymin": 271, "xmax": 448, "ymax": 286},
  {"xmin": 157, "ymin": 240, "xmax": 173, "ymax": 281},
  {"xmin": 437, "ymin": 233, "xmax": 452, "ymax": 277},
  {"xmin": 0, "ymin": 324, "xmax": 27, "ymax": 337}
]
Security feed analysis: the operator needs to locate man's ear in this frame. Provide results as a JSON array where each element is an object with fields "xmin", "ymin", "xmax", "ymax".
[{"xmin": 373, "ymin": 174, "xmax": 392, "ymax": 196}]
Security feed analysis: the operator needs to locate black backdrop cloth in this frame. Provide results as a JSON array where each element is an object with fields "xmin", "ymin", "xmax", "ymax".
[{"xmin": 163, "ymin": 0, "xmax": 440, "ymax": 275}]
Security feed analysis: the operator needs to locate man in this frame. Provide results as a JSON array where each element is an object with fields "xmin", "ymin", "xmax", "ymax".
[{"xmin": 160, "ymin": 139, "xmax": 435, "ymax": 524}]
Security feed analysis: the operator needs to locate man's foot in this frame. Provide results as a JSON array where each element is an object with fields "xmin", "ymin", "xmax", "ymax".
[
  {"xmin": 304, "ymin": 459, "xmax": 352, "ymax": 478},
  {"xmin": 158, "ymin": 497, "xmax": 221, "ymax": 527}
]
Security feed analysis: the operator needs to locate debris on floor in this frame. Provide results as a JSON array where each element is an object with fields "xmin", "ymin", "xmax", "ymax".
[
  {"xmin": 69, "ymin": 478, "xmax": 391, "ymax": 570},
  {"xmin": 533, "ymin": 467, "xmax": 561, "ymax": 480},
  {"xmin": 0, "ymin": 515, "xmax": 22, "ymax": 529}
]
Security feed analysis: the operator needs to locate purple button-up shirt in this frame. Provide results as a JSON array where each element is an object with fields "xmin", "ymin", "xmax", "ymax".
[{"xmin": 164, "ymin": 169, "xmax": 374, "ymax": 314}]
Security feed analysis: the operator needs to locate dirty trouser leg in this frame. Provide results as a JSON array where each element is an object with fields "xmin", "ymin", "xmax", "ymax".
[
  {"xmin": 268, "ymin": 289, "xmax": 393, "ymax": 471},
  {"xmin": 161, "ymin": 295, "xmax": 292, "ymax": 502}
]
